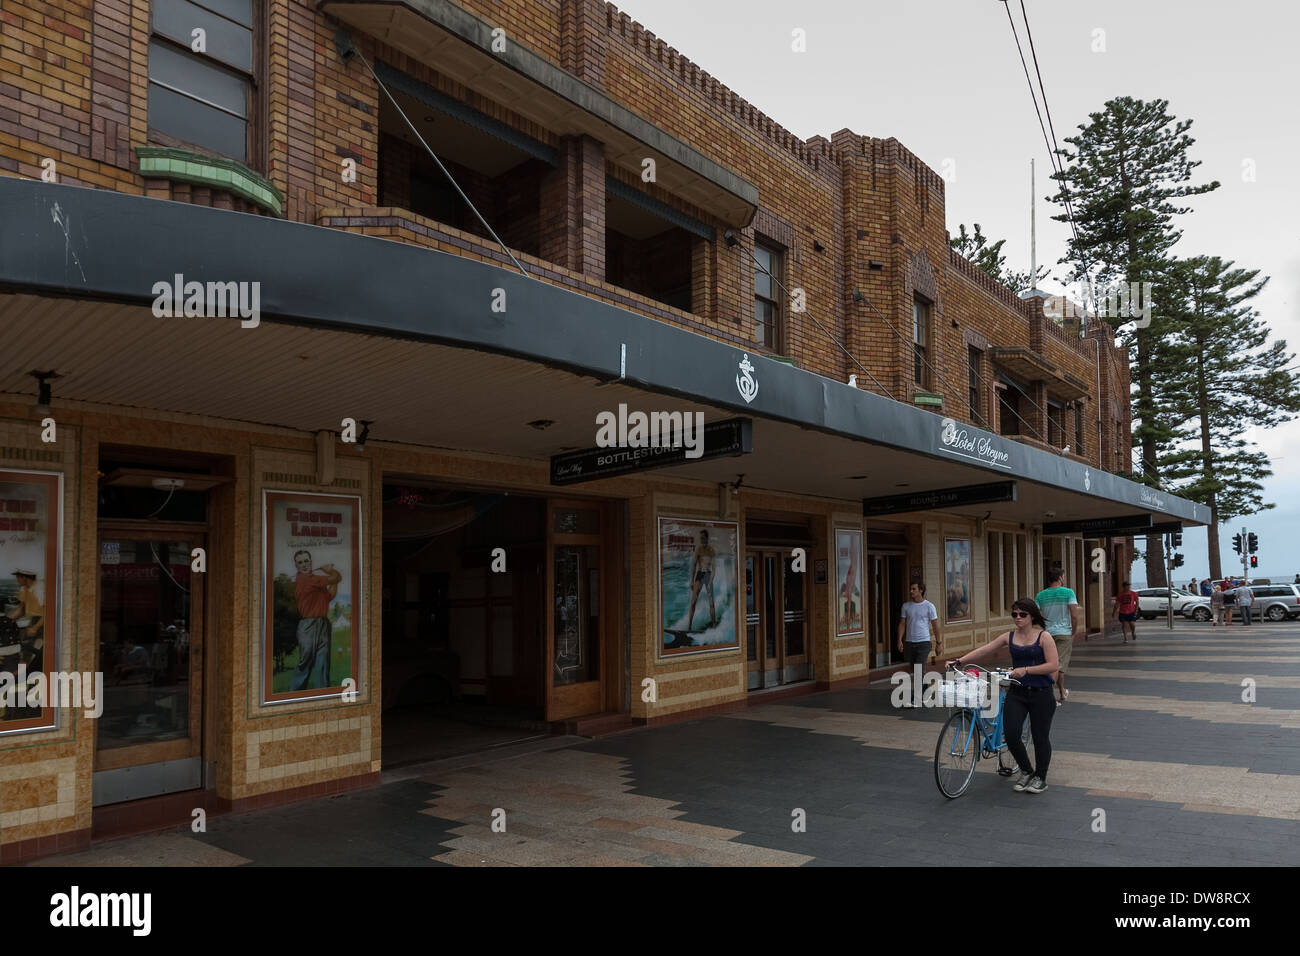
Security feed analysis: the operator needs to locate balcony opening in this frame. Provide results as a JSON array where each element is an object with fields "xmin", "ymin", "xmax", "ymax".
[
  {"xmin": 377, "ymin": 91, "xmax": 544, "ymax": 259},
  {"xmin": 604, "ymin": 192, "xmax": 694, "ymax": 313}
]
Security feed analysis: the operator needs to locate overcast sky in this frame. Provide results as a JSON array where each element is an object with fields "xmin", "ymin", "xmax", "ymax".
[{"xmin": 614, "ymin": 0, "xmax": 1300, "ymax": 584}]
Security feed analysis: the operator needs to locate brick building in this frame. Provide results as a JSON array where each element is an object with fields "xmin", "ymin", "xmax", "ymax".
[{"xmin": 0, "ymin": 0, "xmax": 1205, "ymax": 861}]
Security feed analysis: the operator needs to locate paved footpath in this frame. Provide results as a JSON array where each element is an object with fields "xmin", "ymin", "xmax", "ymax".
[{"xmin": 32, "ymin": 620, "xmax": 1300, "ymax": 866}]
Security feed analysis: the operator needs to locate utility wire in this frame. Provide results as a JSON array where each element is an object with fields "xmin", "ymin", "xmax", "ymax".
[
  {"xmin": 336, "ymin": 34, "xmax": 530, "ymax": 279},
  {"xmin": 729, "ymin": 233, "xmax": 896, "ymax": 399},
  {"xmin": 849, "ymin": 288, "xmax": 1008, "ymax": 434},
  {"xmin": 1000, "ymin": 1, "xmax": 1096, "ymax": 316}
]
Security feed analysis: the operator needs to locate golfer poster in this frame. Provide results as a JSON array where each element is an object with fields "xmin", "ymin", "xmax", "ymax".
[
  {"xmin": 0, "ymin": 469, "xmax": 59, "ymax": 733},
  {"xmin": 263, "ymin": 491, "xmax": 361, "ymax": 703},
  {"xmin": 658, "ymin": 517, "xmax": 739, "ymax": 658},
  {"xmin": 835, "ymin": 528, "xmax": 864, "ymax": 637}
]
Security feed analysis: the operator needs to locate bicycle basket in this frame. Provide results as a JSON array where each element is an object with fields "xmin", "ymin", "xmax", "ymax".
[{"xmin": 938, "ymin": 675, "xmax": 986, "ymax": 708}]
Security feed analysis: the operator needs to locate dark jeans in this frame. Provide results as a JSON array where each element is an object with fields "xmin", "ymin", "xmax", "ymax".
[
  {"xmin": 1003, "ymin": 685, "xmax": 1056, "ymax": 781},
  {"xmin": 1240, "ymin": 605, "xmax": 1253, "ymax": 625}
]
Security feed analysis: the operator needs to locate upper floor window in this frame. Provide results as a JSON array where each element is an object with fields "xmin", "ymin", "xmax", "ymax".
[
  {"xmin": 754, "ymin": 242, "xmax": 783, "ymax": 352},
  {"xmin": 148, "ymin": 0, "xmax": 255, "ymax": 164},
  {"xmin": 1047, "ymin": 398, "xmax": 1064, "ymax": 447},
  {"xmin": 912, "ymin": 296, "xmax": 931, "ymax": 388},
  {"xmin": 968, "ymin": 346, "xmax": 982, "ymax": 422}
]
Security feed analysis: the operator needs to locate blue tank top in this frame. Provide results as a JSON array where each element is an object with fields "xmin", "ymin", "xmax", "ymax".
[{"xmin": 1007, "ymin": 630, "xmax": 1054, "ymax": 687}]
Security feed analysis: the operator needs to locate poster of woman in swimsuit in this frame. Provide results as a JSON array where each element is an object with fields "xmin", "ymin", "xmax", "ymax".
[
  {"xmin": 835, "ymin": 528, "xmax": 864, "ymax": 637},
  {"xmin": 658, "ymin": 517, "xmax": 739, "ymax": 658}
]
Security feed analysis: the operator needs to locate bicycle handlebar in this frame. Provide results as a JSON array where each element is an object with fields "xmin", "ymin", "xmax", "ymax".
[{"xmin": 946, "ymin": 660, "xmax": 1022, "ymax": 685}]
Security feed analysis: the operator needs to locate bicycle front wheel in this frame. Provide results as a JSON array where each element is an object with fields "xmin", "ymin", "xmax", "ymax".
[{"xmin": 934, "ymin": 709, "xmax": 980, "ymax": 798}]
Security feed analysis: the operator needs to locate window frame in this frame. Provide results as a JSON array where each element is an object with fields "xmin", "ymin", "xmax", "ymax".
[
  {"xmin": 753, "ymin": 239, "xmax": 785, "ymax": 354},
  {"xmin": 912, "ymin": 296, "xmax": 931, "ymax": 389},
  {"xmin": 967, "ymin": 345, "xmax": 983, "ymax": 423},
  {"xmin": 1047, "ymin": 397, "xmax": 1065, "ymax": 448},
  {"xmin": 147, "ymin": 0, "xmax": 262, "ymax": 169}
]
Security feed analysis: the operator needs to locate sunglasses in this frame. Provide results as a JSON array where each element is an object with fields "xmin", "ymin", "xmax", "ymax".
[{"xmin": 1011, "ymin": 611, "xmax": 1031, "ymax": 619}]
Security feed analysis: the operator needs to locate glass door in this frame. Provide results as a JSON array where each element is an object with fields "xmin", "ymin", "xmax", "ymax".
[
  {"xmin": 746, "ymin": 550, "xmax": 810, "ymax": 689},
  {"xmin": 546, "ymin": 501, "xmax": 604, "ymax": 721},
  {"xmin": 94, "ymin": 531, "xmax": 204, "ymax": 805}
]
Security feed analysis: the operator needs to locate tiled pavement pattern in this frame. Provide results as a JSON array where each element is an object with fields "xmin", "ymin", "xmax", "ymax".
[{"xmin": 28, "ymin": 621, "xmax": 1300, "ymax": 866}]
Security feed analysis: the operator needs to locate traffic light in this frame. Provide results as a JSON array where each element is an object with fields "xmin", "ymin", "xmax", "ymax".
[
  {"xmin": 1248, "ymin": 532, "xmax": 1258, "ymax": 554},
  {"xmin": 1232, "ymin": 534, "xmax": 1243, "ymax": 554},
  {"xmin": 1251, "ymin": 555, "xmax": 1258, "ymax": 569},
  {"xmin": 1171, "ymin": 531, "xmax": 1183, "ymax": 548}
]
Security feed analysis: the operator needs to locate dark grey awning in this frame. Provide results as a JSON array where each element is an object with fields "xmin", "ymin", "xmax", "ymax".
[{"xmin": 0, "ymin": 178, "xmax": 1210, "ymax": 527}]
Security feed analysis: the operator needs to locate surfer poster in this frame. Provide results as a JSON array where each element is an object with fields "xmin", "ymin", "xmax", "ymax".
[
  {"xmin": 658, "ymin": 517, "xmax": 739, "ymax": 658},
  {"xmin": 835, "ymin": 528, "xmax": 863, "ymax": 637}
]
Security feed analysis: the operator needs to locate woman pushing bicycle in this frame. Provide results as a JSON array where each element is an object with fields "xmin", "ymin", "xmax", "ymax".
[{"xmin": 949, "ymin": 597, "xmax": 1060, "ymax": 794}]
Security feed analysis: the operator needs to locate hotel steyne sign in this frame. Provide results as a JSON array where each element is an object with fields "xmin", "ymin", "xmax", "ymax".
[{"xmin": 938, "ymin": 418, "xmax": 1012, "ymax": 470}]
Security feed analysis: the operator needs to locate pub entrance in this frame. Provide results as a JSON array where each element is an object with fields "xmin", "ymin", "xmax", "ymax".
[
  {"xmin": 743, "ymin": 518, "xmax": 813, "ymax": 691},
  {"xmin": 867, "ymin": 526, "xmax": 910, "ymax": 669},
  {"xmin": 92, "ymin": 449, "xmax": 230, "ymax": 807},
  {"xmin": 380, "ymin": 483, "xmax": 622, "ymax": 765}
]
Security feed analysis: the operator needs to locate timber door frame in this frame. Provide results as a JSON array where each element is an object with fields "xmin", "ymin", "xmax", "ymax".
[
  {"xmin": 544, "ymin": 498, "xmax": 622, "ymax": 721},
  {"xmin": 93, "ymin": 524, "xmax": 206, "ymax": 775}
]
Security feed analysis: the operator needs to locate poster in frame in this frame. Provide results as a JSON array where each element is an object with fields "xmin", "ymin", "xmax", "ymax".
[
  {"xmin": 0, "ymin": 469, "xmax": 61, "ymax": 735},
  {"xmin": 944, "ymin": 537, "xmax": 973, "ymax": 624},
  {"xmin": 262, "ymin": 490, "xmax": 362, "ymax": 704},
  {"xmin": 835, "ymin": 527, "xmax": 864, "ymax": 637},
  {"xmin": 658, "ymin": 517, "xmax": 740, "ymax": 658}
]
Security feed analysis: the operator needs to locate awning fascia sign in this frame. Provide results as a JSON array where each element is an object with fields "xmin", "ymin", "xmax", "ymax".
[
  {"xmin": 1044, "ymin": 515, "xmax": 1153, "ymax": 536},
  {"xmin": 863, "ymin": 481, "xmax": 1016, "ymax": 517},
  {"xmin": 550, "ymin": 418, "xmax": 752, "ymax": 486}
]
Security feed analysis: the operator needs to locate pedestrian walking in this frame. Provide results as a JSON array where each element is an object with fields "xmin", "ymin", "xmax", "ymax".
[
  {"xmin": 1237, "ymin": 582, "xmax": 1254, "ymax": 626},
  {"xmin": 950, "ymin": 597, "xmax": 1059, "ymax": 794},
  {"xmin": 1210, "ymin": 582, "xmax": 1225, "ymax": 626},
  {"xmin": 1114, "ymin": 581, "xmax": 1139, "ymax": 644},
  {"xmin": 1036, "ymin": 567, "xmax": 1078, "ymax": 705},
  {"xmin": 896, "ymin": 581, "xmax": 941, "ymax": 706},
  {"xmin": 1224, "ymin": 579, "xmax": 1236, "ymax": 625}
]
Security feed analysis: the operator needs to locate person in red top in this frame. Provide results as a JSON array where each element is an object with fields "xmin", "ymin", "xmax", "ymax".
[
  {"xmin": 1113, "ymin": 581, "xmax": 1139, "ymax": 645},
  {"xmin": 290, "ymin": 549, "xmax": 342, "ymax": 691}
]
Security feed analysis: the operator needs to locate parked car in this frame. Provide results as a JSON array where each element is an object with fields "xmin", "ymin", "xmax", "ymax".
[
  {"xmin": 1135, "ymin": 587, "xmax": 1204, "ymax": 619},
  {"xmin": 1182, "ymin": 598, "xmax": 1212, "ymax": 622},
  {"xmin": 1244, "ymin": 584, "xmax": 1300, "ymax": 621}
]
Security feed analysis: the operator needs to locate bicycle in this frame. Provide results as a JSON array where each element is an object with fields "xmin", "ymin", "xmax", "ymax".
[{"xmin": 933, "ymin": 661, "xmax": 1031, "ymax": 799}]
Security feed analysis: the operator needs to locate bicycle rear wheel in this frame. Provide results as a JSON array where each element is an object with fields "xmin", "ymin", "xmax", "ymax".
[{"xmin": 934, "ymin": 709, "xmax": 980, "ymax": 798}]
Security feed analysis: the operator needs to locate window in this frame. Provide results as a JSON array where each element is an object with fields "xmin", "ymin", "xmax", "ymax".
[
  {"xmin": 1048, "ymin": 399, "xmax": 1064, "ymax": 447},
  {"xmin": 968, "ymin": 346, "xmax": 982, "ymax": 422},
  {"xmin": 148, "ymin": 0, "xmax": 255, "ymax": 163},
  {"xmin": 998, "ymin": 376, "xmax": 1027, "ymax": 436},
  {"xmin": 987, "ymin": 532, "xmax": 1002, "ymax": 616},
  {"xmin": 754, "ymin": 242, "xmax": 783, "ymax": 351},
  {"xmin": 1074, "ymin": 402, "xmax": 1085, "ymax": 456},
  {"xmin": 912, "ymin": 297, "xmax": 930, "ymax": 387}
]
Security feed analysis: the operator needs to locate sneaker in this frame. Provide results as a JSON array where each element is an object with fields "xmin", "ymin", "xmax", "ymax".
[
  {"xmin": 1012, "ymin": 772, "xmax": 1033, "ymax": 791},
  {"xmin": 1024, "ymin": 776, "xmax": 1048, "ymax": 794}
]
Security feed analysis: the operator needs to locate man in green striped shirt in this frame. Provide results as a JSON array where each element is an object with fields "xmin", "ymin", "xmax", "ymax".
[{"xmin": 1036, "ymin": 567, "xmax": 1079, "ymax": 706}]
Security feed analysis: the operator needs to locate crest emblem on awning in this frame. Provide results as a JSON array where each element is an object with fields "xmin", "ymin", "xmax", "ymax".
[{"xmin": 736, "ymin": 353, "xmax": 758, "ymax": 404}]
